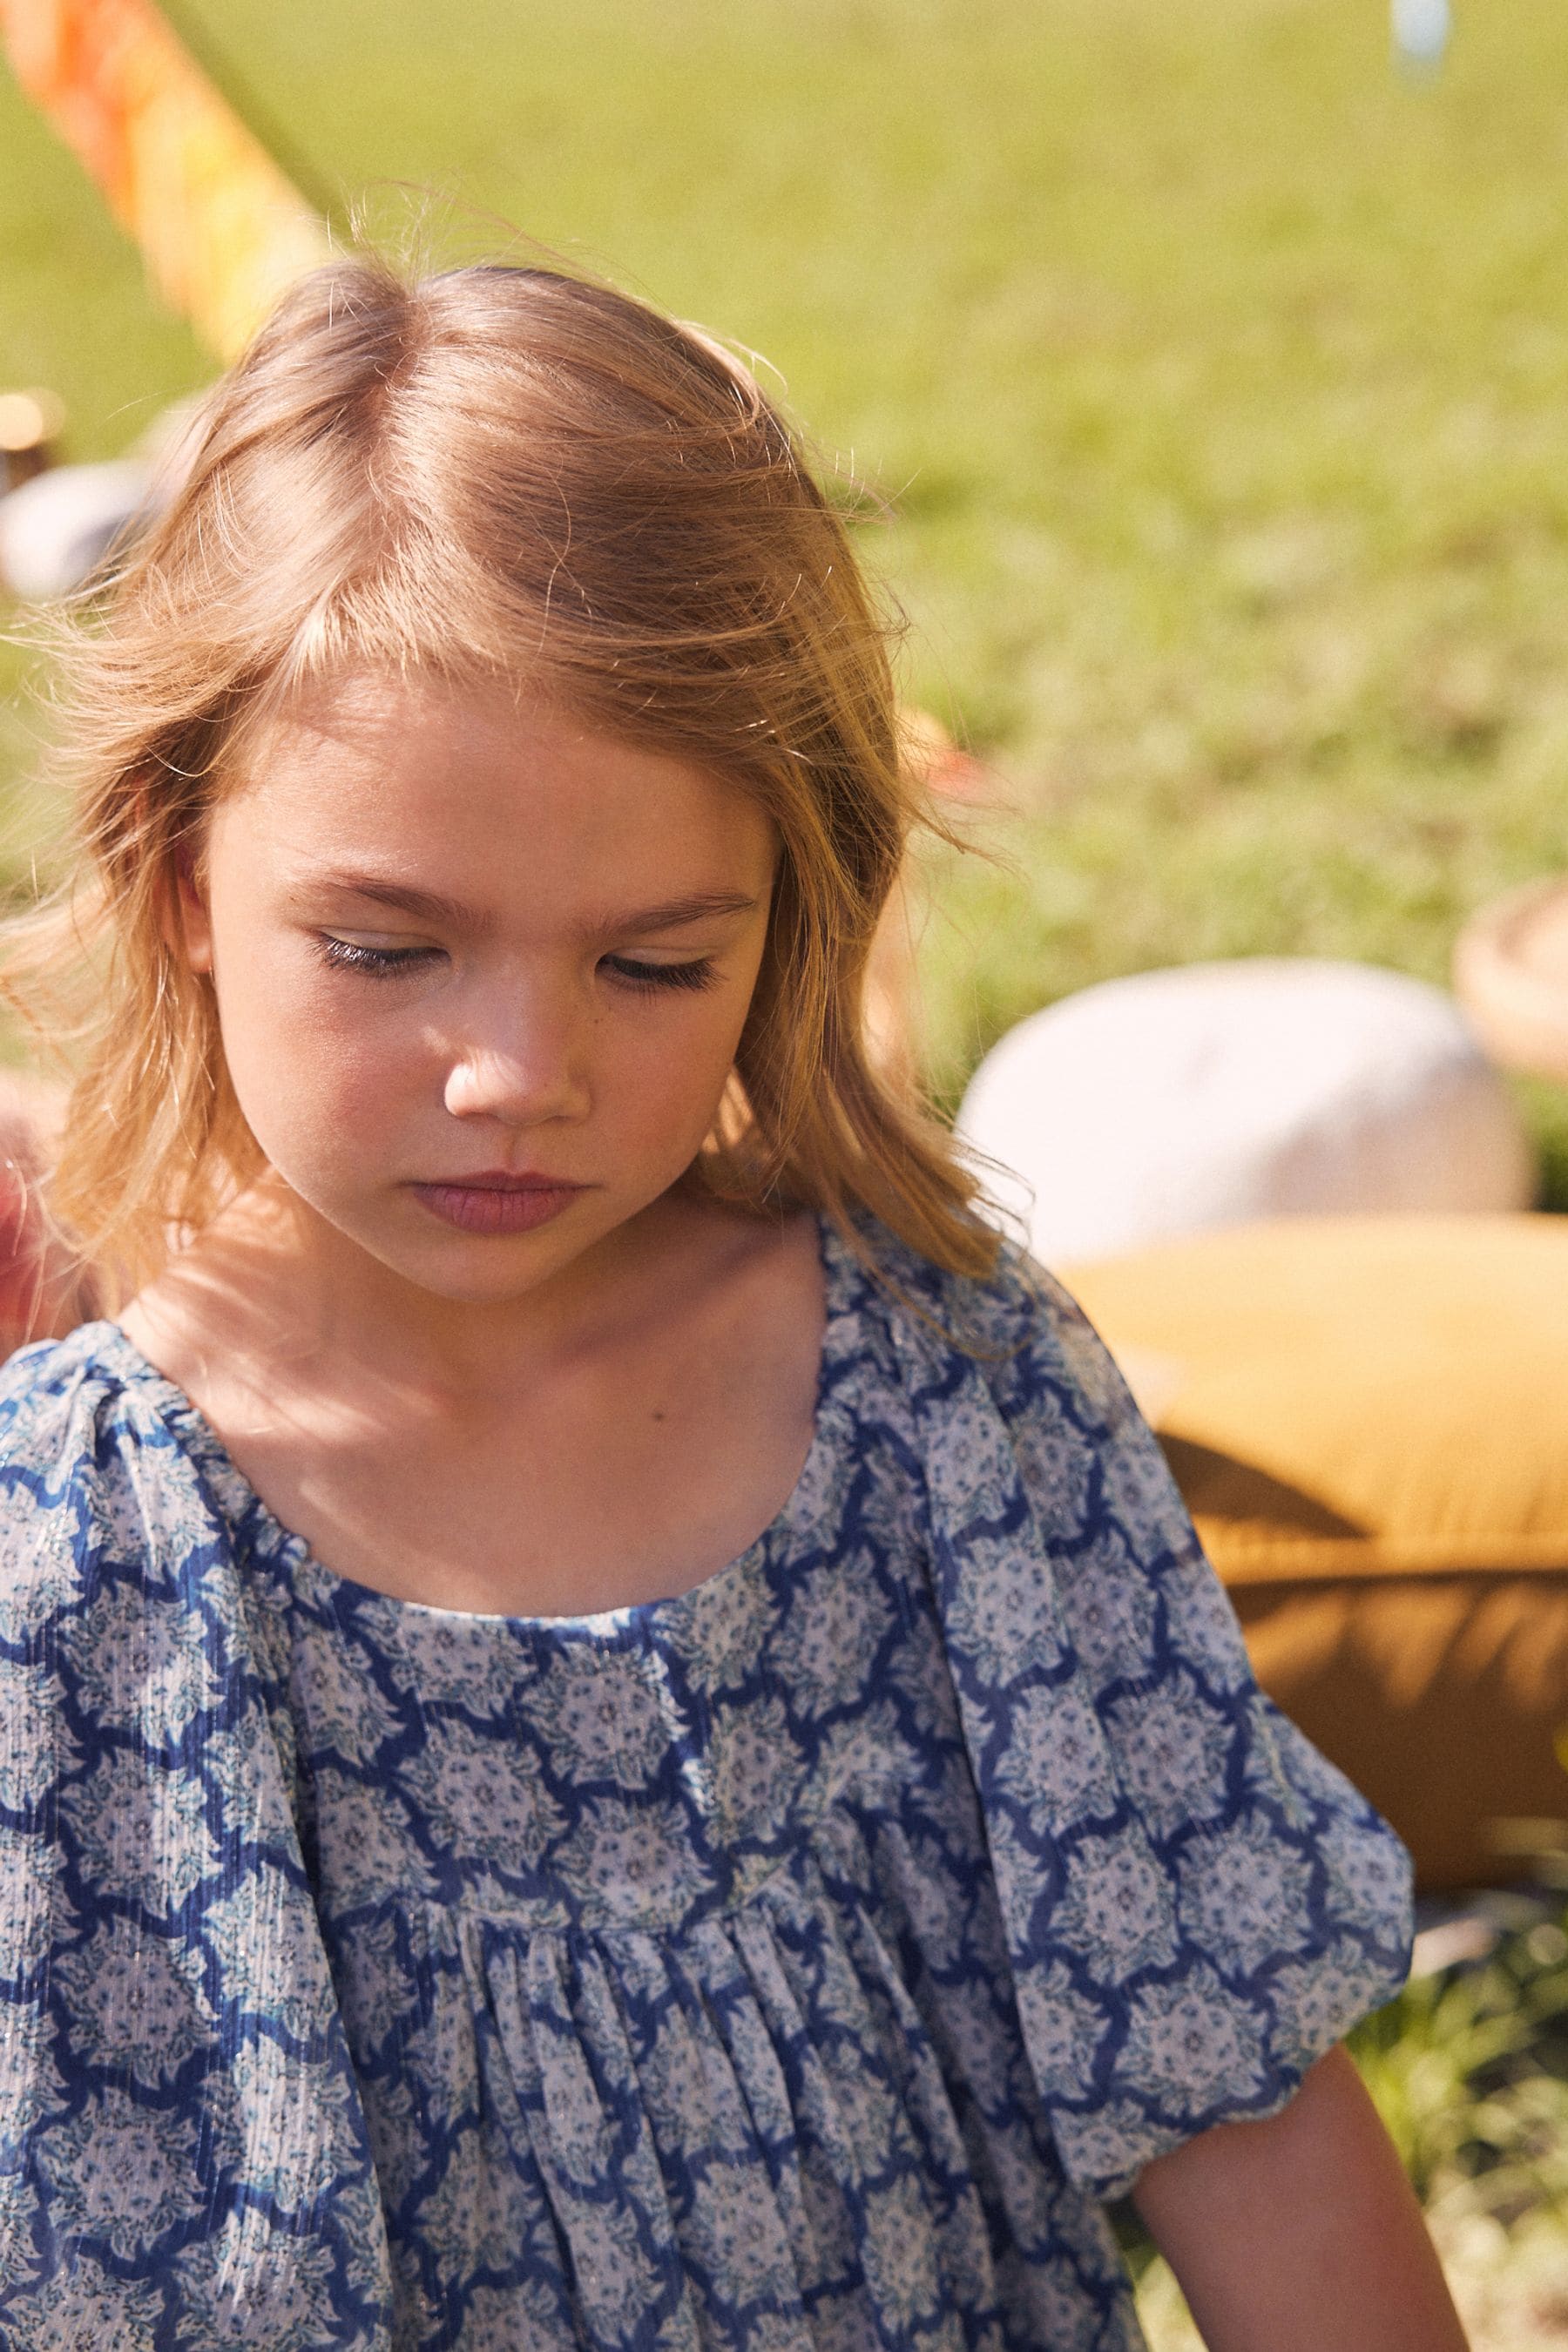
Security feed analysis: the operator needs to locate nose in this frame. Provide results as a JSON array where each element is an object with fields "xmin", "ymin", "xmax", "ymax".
[{"xmin": 441, "ymin": 980, "xmax": 591, "ymax": 1127}]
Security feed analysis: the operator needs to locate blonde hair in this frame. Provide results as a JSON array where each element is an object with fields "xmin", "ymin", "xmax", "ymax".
[{"xmin": 5, "ymin": 253, "xmax": 1001, "ymax": 1299}]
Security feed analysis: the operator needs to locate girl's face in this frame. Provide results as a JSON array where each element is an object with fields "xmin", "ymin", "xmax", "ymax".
[{"xmin": 180, "ymin": 670, "xmax": 778, "ymax": 1303}]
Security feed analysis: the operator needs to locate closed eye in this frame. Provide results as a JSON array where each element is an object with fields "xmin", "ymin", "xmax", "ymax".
[
  {"xmin": 317, "ymin": 936, "xmax": 441, "ymax": 977},
  {"xmin": 601, "ymin": 955, "xmax": 719, "ymax": 994},
  {"xmin": 315, "ymin": 938, "xmax": 720, "ymax": 991}
]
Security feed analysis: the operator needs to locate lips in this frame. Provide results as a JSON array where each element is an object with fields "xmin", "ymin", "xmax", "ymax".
[{"xmin": 409, "ymin": 1172, "xmax": 589, "ymax": 1236}]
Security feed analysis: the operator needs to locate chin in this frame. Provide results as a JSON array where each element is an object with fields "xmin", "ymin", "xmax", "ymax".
[
  {"xmin": 382, "ymin": 1232, "xmax": 580, "ymax": 1303},
  {"xmin": 393, "ymin": 1214, "xmax": 619, "ymax": 1307},
  {"xmin": 413, "ymin": 1271, "xmax": 551, "ymax": 1308}
]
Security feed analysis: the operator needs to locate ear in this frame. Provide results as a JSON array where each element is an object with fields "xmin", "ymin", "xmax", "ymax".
[{"xmin": 163, "ymin": 838, "xmax": 214, "ymax": 976}]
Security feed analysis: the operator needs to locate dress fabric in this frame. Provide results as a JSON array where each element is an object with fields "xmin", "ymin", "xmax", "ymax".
[{"xmin": 0, "ymin": 1222, "xmax": 1413, "ymax": 2352}]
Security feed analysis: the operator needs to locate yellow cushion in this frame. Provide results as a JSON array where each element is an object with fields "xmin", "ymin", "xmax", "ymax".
[{"xmin": 1065, "ymin": 1215, "xmax": 1568, "ymax": 1892}]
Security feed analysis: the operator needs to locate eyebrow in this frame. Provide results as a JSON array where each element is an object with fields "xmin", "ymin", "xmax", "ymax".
[{"xmin": 307, "ymin": 875, "xmax": 762, "ymax": 937}]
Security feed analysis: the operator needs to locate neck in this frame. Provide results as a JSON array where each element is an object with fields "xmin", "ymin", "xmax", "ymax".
[{"xmin": 127, "ymin": 1172, "xmax": 704, "ymax": 1418}]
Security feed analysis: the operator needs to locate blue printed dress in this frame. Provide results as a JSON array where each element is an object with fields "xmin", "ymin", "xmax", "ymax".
[{"xmin": 0, "ymin": 1221, "xmax": 1412, "ymax": 2352}]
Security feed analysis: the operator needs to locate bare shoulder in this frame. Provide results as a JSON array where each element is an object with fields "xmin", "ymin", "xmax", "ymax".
[
  {"xmin": 118, "ymin": 1207, "xmax": 301, "ymax": 1436},
  {"xmin": 635, "ymin": 1191, "xmax": 824, "ymax": 1345}
]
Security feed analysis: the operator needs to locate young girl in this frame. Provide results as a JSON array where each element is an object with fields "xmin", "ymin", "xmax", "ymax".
[{"xmin": 0, "ymin": 258, "xmax": 1465, "ymax": 2352}]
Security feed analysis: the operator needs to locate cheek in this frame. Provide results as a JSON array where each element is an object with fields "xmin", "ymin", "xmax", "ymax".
[
  {"xmin": 595, "ymin": 995, "xmax": 750, "ymax": 1142},
  {"xmin": 213, "ymin": 953, "xmax": 424, "ymax": 1159}
]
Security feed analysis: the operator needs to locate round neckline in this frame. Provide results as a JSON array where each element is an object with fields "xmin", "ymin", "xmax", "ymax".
[{"xmin": 92, "ymin": 1212, "xmax": 865, "ymax": 1639}]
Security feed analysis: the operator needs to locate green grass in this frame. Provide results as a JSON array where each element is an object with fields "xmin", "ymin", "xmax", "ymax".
[{"xmin": 10, "ymin": 0, "xmax": 1568, "ymax": 1145}]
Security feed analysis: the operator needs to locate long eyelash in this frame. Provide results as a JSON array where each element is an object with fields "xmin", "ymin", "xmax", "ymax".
[
  {"xmin": 604, "ymin": 956, "xmax": 719, "ymax": 994},
  {"xmin": 317, "ymin": 937, "xmax": 432, "ymax": 977}
]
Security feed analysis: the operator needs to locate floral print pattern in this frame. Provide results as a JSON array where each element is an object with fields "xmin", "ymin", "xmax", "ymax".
[{"xmin": 0, "ymin": 1221, "xmax": 1412, "ymax": 2349}]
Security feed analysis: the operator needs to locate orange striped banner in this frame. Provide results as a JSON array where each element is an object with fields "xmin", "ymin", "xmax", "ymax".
[{"xmin": 0, "ymin": 0, "xmax": 329, "ymax": 358}]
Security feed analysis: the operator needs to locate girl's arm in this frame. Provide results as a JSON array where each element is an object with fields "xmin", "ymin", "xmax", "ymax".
[{"xmin": 1131, "ymin": 2044, "xmax": 1470, "ymax": 2351}]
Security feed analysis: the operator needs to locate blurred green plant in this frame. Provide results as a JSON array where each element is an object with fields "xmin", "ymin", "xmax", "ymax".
[{"xmin": 1352, "ymin": 1907, "xmax": 1568, "ymax": 2220}]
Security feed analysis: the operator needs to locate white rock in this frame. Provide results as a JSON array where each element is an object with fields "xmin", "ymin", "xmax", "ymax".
[
  {"xmin": 957, "ymin": 958, "xmax": 1534, "ymax": 1266},
  {"xmin": 0, "ymin": 460, "xmax": 152, "ymax": 599}
]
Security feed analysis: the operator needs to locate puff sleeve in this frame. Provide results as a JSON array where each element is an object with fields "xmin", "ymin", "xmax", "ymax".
[
  {"xmin": 0, "ymin": 1333, "xmax": 393, "ymax": 2348},
  {"xmin": 892, "ymin": 1246, "xmax": 1413, "ymax": 2201}
]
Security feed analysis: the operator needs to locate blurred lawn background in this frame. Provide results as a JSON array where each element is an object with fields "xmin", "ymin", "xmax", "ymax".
[
  {"xmin": 8, "ymin": 1, "xmax": 1568, "ymax": 2338},
  {"xmin": 9, "ymin": 0, "xmax": 1568, "ymax": 1155}
]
